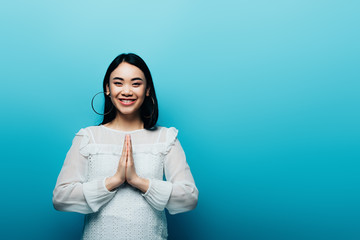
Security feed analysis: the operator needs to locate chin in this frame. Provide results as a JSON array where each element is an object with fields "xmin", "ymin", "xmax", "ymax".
[{"xmin": 116, "ymin": 108, "xmax": 141, "ymax": 116}]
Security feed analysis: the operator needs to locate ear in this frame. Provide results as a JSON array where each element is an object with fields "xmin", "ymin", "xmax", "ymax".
[
  {"xmin": 106, "ymin": 84, "xmax": 110, "ymax": 96},
  {"xmin": 146, "ymin": 87, "xmax": 150, "ymax": 97}
]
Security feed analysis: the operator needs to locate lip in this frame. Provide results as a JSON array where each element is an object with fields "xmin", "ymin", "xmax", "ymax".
[{"xmin": 118, "ymin": 99, "xmax": 136, "ymax": 106}]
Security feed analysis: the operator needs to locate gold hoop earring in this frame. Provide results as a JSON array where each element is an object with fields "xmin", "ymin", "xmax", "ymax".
[
  {"xmin": 144, "ymin": 96, "xmax": 155, "ymax": 118},
  {"xmin": 91, "ymin": 91, "xmax": 113, "ymax": 115}
]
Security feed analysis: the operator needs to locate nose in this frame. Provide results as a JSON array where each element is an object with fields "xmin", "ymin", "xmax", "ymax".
[{"xmin": 121, "ymin": 85, "xmax": 132, "ymax": 96}]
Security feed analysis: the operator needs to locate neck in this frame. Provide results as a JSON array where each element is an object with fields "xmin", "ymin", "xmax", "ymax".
[{"xmin": 105, "ymin": 111, "xmax": 144, "ymax": 131}]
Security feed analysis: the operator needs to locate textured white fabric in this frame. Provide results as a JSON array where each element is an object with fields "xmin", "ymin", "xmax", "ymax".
[{"xmin": 53, "ymin": 125, "xmax": 198, "ymax": 240}]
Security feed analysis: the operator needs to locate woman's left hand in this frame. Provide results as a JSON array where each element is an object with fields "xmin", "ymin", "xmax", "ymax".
[
  {"xmin": 125, "ymin": 134, "xmax": 138, "ymax": 184},
  {"xmin": 125, "ymin": 134, "xmax": 150, "ymax": 193}
]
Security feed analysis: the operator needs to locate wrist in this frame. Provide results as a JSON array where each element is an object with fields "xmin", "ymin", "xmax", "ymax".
[
  {"xmin": 113, "ymin": 173, "xmax": 125, "ymax": 184},
  {"xmin": 127, "ymin": 175, "xmax": 140, "ymax": 187},
  {"xmin": 105, "ymin": 177, "xmax": 115, "ymax": 192},
  {"xmin": 128, "ymin": 176, "xmax": 149, "ymax": 193}
]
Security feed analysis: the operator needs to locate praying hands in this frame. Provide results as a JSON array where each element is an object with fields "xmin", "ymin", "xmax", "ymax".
[{"xmin": 105, "ymin": 135, "xmax": 150, "ymax": 193}]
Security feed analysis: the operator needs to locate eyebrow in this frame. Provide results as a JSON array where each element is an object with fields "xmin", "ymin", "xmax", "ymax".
[{"xmin": 112, "ymin": 77, "xmax": 143, "ymax": 81}]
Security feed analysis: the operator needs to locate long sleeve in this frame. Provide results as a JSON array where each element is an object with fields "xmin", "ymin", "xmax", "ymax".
[
  {"xmin": 52, "ymin": 129, "xmax": 117, "ymax": 214},
  {"xmin": 141, "ymin": 127, "xmax": 199, "ymax": 214}
]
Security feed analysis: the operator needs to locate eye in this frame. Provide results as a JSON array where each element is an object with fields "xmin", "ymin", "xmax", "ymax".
[
  {"xmin": 114, "ymin": 82, "xmax": 122, "ymax": 85},
  {"xmin": 133, "ymin": 83, "xmax": 141, "ymax": 87}
]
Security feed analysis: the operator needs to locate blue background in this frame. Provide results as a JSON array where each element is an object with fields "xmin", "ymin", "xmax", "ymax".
[{"xmin": 1, "ymin": 1, "xmax": 359, "ymax": 239}]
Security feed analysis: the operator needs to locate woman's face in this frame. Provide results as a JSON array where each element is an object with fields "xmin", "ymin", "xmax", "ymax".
[{"xmin": 106, "ymin": 62, "xmax": 150, "ymax": 117}]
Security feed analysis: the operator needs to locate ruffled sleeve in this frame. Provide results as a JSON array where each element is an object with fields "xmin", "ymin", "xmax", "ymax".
[
  {"xmin": 77, "ymin": 128, "xmax": 90, "ymax": 157},
  {"xmin": 52, "ymin": 128, "xmax": 117, "ymax": 214},
  {"xmin": 141, "ymin": 127, "xmax": 199, "ymax": 214},
  {"xmin": 164, "ymin": 127, "xmax": 179, "ymax": 154}
]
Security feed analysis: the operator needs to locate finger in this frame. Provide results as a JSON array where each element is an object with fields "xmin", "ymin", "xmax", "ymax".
[
  {"xmin": 127, "ymin": 135, "xmax": 130, "ymax": 156},
  {"xmin": 121, "ymin": 136, "xmax": 126, "ymax": 157},
  {"xmin": 128, "ymin": 135, "xmax": 133, "ymax": 157},
  {"xmin": 126, "ymin": 135, "xmax": 129, "ymax": 155},
  {"xmin": 126, "ymin": 135, "xmax": 130, "ymax": 155},
  {"xmin": 122, "ymin": 135, "xmax": 128, "ymax": 161}
]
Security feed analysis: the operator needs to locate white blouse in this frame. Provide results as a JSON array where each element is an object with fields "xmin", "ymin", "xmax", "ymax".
[{"xmin": 52, "ymin": 125, "xmax": 198, "ymax": 240}]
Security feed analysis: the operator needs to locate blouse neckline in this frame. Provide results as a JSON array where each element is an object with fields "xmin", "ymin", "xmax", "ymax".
[{"xmin": 100, "ymin": 124, "xmax": 146, "ymax": 134}]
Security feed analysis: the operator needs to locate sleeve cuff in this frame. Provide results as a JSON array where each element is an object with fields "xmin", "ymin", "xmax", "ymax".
[
  {"xmin": 142, "ymin": 178, "xmax": 153, "ymax": 197},
  {"xmin": 141, "ymin": 178, "xmax": 173, "ymax": 211},
  {"xmin": 83, "ymin": 177, "xmax": 117, "ymax": 212}
]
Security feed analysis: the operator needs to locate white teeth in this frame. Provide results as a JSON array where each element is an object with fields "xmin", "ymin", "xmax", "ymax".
[{"xmin": 120, "ymin": 99, "xmax": 135, "ymax": 103}]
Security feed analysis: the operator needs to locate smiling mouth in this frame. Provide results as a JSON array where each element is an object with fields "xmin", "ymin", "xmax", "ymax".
[
  {"xmin": 118, "ymin": 99, "xmax": 136, "ymax": 105},
  {"xmin": 119, "ymin": 99, "xmax": 136, "ymax": 103}
]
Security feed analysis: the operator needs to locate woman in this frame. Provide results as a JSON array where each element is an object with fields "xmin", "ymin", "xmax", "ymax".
[{"xmin": 52, "ymin": 53, "xmax": 199, "ymax": 239}]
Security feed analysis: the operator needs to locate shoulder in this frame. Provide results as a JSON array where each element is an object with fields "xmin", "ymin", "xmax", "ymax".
[
  {"xmin": 156, "ymin": 126, "xmax": 180, "ymax": 154},
  {"xmin": 74, "ymin": 125, "xmax": 99, "ymax": 136},
  {"xmin": 156, "ymin": 126, "xmax": 179, "ymax": 144},
  {"xmin": 155, "ymin": 126, "xmax": 179, "ymax": 135},
  {"xmin": 155, "ymin": 125, "xmax": 178, "ymax": 131}
]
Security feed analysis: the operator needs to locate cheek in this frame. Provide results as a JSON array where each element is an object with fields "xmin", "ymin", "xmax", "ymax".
[{"xmin": 135, "ymin": 87, "xmax": 146, "ymax": 97}]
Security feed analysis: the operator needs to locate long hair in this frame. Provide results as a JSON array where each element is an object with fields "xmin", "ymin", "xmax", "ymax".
[{"xmin": 99, "ymin": 53, "xmax": 158, "ymax": 129}]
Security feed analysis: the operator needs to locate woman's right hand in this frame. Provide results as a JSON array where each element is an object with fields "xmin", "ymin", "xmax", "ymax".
[{"xmin": 105, "ymin": 135, "xmax": 128, "ymax": 191}]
